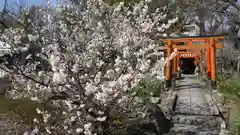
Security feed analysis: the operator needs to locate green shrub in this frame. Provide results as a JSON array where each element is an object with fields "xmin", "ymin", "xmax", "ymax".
[
  {"xmin": 218, "ymin": 73, "xmax": 240, "ymax": 134},
  {"xmin": 218, "ymin": 77, "xmax": 240, "ymax": 98},
  {"xmin": 231, "ymin": 115, "xmax": 240, "ymax": 135},
  {"xmin": 130, "ymin": 77, "xmax": 164, "ymax": 98}
]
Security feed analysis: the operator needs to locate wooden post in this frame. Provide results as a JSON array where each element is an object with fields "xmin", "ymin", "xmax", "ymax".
[
  {"xmin": 177, "ymin": 55, "xmax": 181, "ymax": 79},
  {"xmin": 164, "ymin": 50, "xmax": 167, "ymax": 77},
  {"xmin": 210, "ymin": 38, "xmax": 217, "ymax": 89},
  {"xmin": 166, "ymin": 40, "xmax": 172, "ymax": 88},
  {"xmin": 172, "ymin": 55, "xmax": 178, "ymax": 89},
  {"xmin": 199, "ymin": 49, "xmax": 203, "ymax": 74},
  {"xmin": 177, "ymin": 56, "xmax": 179, "ymax": 70},
  {"xmin": 206, "ymin": 48, "xmax": 211, "ymax": 79},
  {"xmin": 202, "ymin": 49, "xmax": 206, "ymax": 74},
  {"xmin": 173, "ymin": 55, "xmax": 178, "ymax": 76}
]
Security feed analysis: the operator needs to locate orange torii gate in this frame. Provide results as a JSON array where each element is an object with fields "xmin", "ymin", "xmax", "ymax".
[{"xmin": 159, "ymin": 35, "xmax": 225, "ymax": 88}]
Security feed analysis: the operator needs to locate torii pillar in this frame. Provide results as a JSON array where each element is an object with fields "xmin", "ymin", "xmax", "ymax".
[
  {"xmin": 210, "ymin": 38, "xmax": 217, "ymax": 88},
  {"xmin": 165, "ymin": 40, "xmax": 172, "ymax": 88}
]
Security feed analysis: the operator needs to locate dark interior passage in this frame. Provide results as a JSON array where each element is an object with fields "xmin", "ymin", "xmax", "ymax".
[{"xmin": 179, "ymin": 58, "xmax": 196, "ymax": 74}]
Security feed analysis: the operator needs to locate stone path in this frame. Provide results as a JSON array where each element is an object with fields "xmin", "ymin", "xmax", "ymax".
[{"xmin": 166, "ymin": 74, "xmax": 225, "ymax": 135}]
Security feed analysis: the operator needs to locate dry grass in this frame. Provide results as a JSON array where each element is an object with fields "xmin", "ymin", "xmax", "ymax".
[
  {"xmin": 0, "ymin": 96, "xmax": 44, "ymax": 124},
  {"xmin": 0, "ymin": 95, "xmax": 49, "ymax": 134}
]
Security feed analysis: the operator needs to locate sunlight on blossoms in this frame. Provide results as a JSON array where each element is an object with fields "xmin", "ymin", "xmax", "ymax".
[{"xmin": 0, "ymin": 0, "xmax": 180, "ymax": 134}]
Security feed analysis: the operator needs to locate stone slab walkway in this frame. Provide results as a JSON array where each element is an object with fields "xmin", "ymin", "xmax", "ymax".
[
  {"xmin": 174, "ymin": 75, "xmax": 219, "ymax": 116},
  {"xmin": 166, "ymin": 74, "xmax": 225, "ymax": 135}
]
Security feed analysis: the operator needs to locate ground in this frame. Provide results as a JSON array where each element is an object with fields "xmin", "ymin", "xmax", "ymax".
[{"xmin": 165, "ymin": 74, "xmax": 225, "ymax": 135}]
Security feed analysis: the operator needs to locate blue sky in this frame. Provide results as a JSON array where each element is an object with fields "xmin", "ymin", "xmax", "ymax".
[
  {"xmin": 0, "ymin": 0, "xmax": 57, "ymax": 10},
  {"xmin": 0, "ymin": 0, "xmax": 239, "ymax": 10}
]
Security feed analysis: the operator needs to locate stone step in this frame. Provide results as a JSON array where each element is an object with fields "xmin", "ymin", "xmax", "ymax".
[
  {"xmin": 167, "ymin": 124, "xmax": 220, "ymax": 135},
  {"xmin": 172, "ymin": 115, "xmax": 224, "ymax": 127}
]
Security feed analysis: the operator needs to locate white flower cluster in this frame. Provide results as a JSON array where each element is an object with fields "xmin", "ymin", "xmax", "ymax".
[{"xmin": 1, "ymin": 0, "xmax": 179, "ymax": 134}]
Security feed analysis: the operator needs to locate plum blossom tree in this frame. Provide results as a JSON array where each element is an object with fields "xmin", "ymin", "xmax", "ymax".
[{"xmin": 0, "ymin": 0, "xmax": 179, "ymax": 134}]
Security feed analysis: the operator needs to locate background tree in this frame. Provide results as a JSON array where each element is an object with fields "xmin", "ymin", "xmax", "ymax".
[{"xmin": 172, "ymin": 0, "xmax": 237, "ymax": 35}]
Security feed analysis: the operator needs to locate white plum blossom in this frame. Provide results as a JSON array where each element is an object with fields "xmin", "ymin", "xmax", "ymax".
[
  {"xmin": 45, "ymin": 126, "xmax": 52, "ymax": 134},
  {"xmin": 27, "ymin": 34, "xmax": 38, "ymax": 41},
  {"xmin": 52, "ymin": 69, "xmax": 67, "ymax": 84},
  {"xmin": 71, "ymin": 64, "xmax": 80, "ymax": 73},
  {"xmin": 36, "ymin": 108, "xmax": 42, "ymax": 114},
  {"xmin": 43, "ymin": 113, "xmax": 51, "ymax": 123},
  {"xmin": 31, "ymin": 127, "xmax": 39, "ymax": 134},
  {"xmin": 30, "ymin": 97, "xmax": 39, "ymax": 101},
  {"xmin": 85, "ymin": 83, "xmax": 98, "ymax": 96},
  {"xmin": 96, "ymin": 116, "xmax": 107, "ymax": 121},
  {"xmin": 76, "ymin": 128, "xmax": 83, "ymax": 133},
  {"xmin": 0, "ymin": 0, "xmax": 179, "ymax": 134},
  {"xmin": 94, "ymin": 92, "xmax": 108, "ymax": 103},
  {"xmin": 84, "ymin": 123, "xmax": 93, "ymax": 135}
]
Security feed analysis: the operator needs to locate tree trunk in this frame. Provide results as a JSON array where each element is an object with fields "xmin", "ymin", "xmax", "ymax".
[{"xmin": 199, "ymin": 22, "xmax": 206, "ymax": 35}]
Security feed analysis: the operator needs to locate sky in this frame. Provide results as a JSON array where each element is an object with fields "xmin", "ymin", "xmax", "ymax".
[
  {"xmin": 0, "ymin": 0, "xmax": 239, "ymax": 10},
  {"xmin": 0, "ymin": 0, "xmax": 57, "ymax": 10}
]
